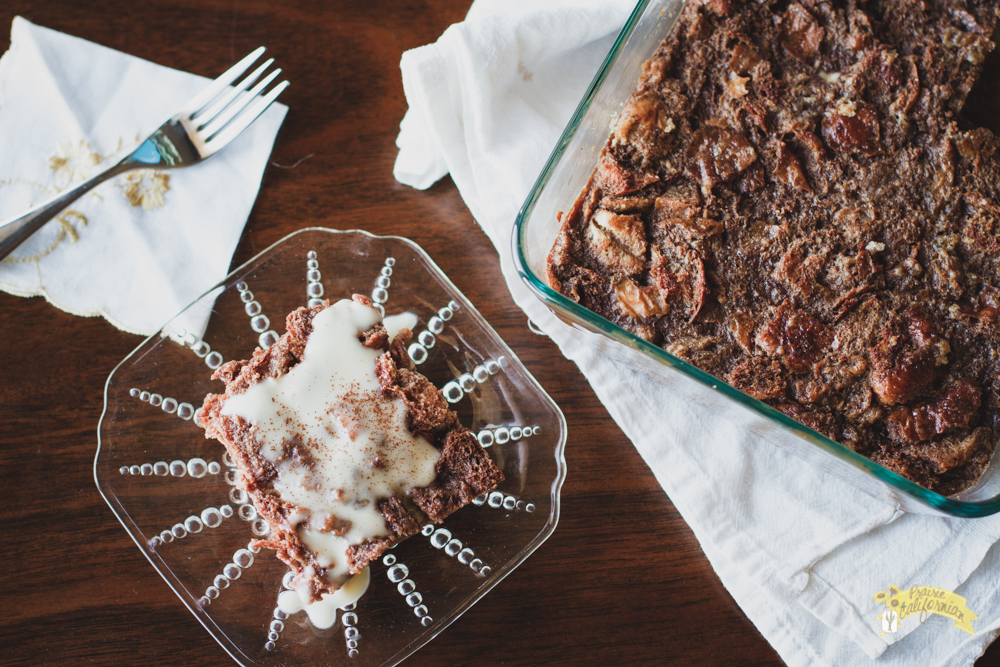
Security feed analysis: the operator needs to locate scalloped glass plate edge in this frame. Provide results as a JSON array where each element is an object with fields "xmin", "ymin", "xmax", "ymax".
[{"xmin": 95, "ymin": 227, "xmax": 569, "ymax": 666}]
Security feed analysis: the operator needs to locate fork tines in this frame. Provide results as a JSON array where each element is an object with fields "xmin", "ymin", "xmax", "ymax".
[{"xmin": 182, "ymin": 47, "xmax": 289, "ymax": 156}]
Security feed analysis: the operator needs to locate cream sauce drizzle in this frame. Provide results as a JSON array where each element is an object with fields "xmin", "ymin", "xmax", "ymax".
[
  {"xmin": 221, "ymin": 299, "xmax": 440, "ymax": 584},
  {"xmin": 277, "ymin": 568, "xmax": 370, "ymax": 629},
  {"xmin": 382, "ymin": 311, "xmax": 418, "ymax": 340}
]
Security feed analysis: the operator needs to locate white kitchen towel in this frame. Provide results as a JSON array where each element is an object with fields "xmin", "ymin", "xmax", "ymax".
[
  {"xmin": 394, "ymin": 1, "xmax": 1000, "ymax": 665},
  {"xmin": 0, "ymin": 17, "xmax": 287, "ymax": 337}
]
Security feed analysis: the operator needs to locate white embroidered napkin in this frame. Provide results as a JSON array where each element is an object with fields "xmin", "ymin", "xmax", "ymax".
[
  {"xmin": 0, "ymin": 17, "xmax": 287, "ymax": 337},
  {"xmin": 394, "ymin": 2, "xmax": 1000, "ymax": 665}
]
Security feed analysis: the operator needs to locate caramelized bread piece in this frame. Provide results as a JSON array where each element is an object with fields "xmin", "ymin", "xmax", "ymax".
[
  {"xmin": 547, "ymin": 0, "xmax": 1000, "ymax": 492},
  {"xmin": 201, "ymin": 295, "xmax": 503, "ymax": 601}
]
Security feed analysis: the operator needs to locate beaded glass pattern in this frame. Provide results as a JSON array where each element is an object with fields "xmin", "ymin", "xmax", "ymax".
[{"xmin": 96, "ymin": 228, "xmax": 568, "ymax": 667}]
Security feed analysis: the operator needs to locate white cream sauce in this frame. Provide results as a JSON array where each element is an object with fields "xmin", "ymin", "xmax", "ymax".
[
  {"xmin": 277, "ymin": 568, "xmax": 370, "ymax": 629},
  {"xmin": 382, "ymin": 311, "xmax": 418, "ymax": 340},
  {"xmin": 221, "ymin": 299, "xmax": 440, "ymax": 585}
]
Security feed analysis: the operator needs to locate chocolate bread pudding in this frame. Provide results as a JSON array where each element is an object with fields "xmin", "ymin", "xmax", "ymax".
[
  {"xmin": 200, "ymin": 295, "xmax": 503, "ymax": 601},
  {"xmin": 546, "ymin": 0, "xmax": 1000, "ymax": 493}
]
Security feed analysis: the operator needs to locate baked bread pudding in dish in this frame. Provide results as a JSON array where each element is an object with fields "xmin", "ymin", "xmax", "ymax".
[
  {"xmin": 547, "ymin": 0, "xmax": 1000, "ymax": 493},
  {"xmin": 200, "ymin": 295, "xmax": 504, "ymax": 603}
]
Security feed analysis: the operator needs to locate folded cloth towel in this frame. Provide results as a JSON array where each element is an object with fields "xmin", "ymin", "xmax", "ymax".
[
  {"xmin": 394, "ymin": 1, "xmax": 1000, "ymax": 665},
  {"xmin": 0, "ymin": 17, "xmax": 286, "ymax": 337}
]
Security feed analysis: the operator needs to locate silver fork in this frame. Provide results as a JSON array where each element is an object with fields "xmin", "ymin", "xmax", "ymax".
[{"xmin": 0, "ymin": 47, "xmax": 288, "ymax": 261}]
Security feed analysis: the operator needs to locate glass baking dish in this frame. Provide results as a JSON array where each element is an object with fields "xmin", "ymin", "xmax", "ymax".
[
  {"xmin": 512, "ymin": 0, "xmax": 1000, "ymax": 517},
  {"xmin": 96, "ymin": 228, "xmax": 568, "ymax": 666}
]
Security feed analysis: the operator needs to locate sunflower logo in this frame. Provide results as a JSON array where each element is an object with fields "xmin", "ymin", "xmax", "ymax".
[
  {"xmin": 873, "ymin": 585, "xmax": 978, "ymax": 637},
  {"xmin": 874, "ymin": 587, "xmax": 901, "ymax": 635}
]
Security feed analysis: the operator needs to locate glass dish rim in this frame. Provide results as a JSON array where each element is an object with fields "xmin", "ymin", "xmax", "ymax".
[
  {"xmin": 95, "ymin": 226, "xmax": 570, "ymax": 666},
  {"xmin": 511, "ymin": 0, "xmax": 1000, "ymax": 518}
]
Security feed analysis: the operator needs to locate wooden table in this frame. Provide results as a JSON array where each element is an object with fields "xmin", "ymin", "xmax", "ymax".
[{"xmin": 0, "ymin": 1, "xmax": 996, "ymax": 666}]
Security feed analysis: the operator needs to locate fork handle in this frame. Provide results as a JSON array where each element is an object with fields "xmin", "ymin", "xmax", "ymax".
[{"xmin": 0, "ymin": 159, "xmax": 135, "ymax": 262}]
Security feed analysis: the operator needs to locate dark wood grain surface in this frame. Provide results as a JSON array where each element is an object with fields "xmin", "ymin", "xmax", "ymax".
[{"xmin": 0, "ymin": 2, "xmax": 996, "ymax": 666}]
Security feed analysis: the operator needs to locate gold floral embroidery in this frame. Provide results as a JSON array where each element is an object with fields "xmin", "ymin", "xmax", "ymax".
[
  {"xmin": 122, "ymin": 170, "xmax": 171, "ymax": 210},
  {"xmin": 1, "ymin": 216, "xmax": 89, "ymax": 263},
  {"xmin": 47, "ymin": 137, "xmax": 169, "ymax": 210},
  {"xmin": 0, "ymin": 179, "xmax": 88, "ymax": 264},
  {"xmin": 1, "ymin": 136, "xmax": 172, "ymax": 264},
  {"xmin": 48, "ymin": 140, "xmax": 101, "ymax": 183}
]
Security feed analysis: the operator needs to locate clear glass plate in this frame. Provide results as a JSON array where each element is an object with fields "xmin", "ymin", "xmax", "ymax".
[
  {"xmin": 96, "ymin": 228, "xmax": 568, "ymax": 666},
  {"xmin": 512, "ymin": 0, "xmax": 1000, "ymax": 517}
]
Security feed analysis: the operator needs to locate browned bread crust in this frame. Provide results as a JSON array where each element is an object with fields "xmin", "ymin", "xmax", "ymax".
[
  {"xmin": 201, "ymin": 295, "xmax": 503, "ymax": 600},
  {"xmin": 547, "ymin": 0, "xmax": 1000, "ymax": 493}
]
